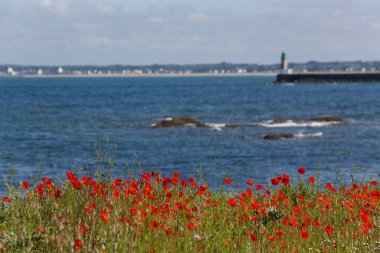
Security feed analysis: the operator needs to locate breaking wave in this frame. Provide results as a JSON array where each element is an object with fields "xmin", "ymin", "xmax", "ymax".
[
  {"xmin": 257, "ymin": 119, "xmax": 343, "ymax": 128},
  {"xmin": 205, "ymin": 123, "xmax": 227, "ymax": 131}
]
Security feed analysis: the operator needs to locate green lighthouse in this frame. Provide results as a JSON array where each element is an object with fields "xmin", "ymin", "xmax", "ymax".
[{"xmin": 281, "ymin": 52, "xmax": 288, "ymax": 71}]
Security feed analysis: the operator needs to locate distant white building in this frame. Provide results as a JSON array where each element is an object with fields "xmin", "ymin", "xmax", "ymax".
[
  {"xmin": 37, "ymin": 69, "xmax": 43, "ymax": 75},
  {"xmin": 57, "ymin": 67, "xmax": 64, "ymax": 74},
  {"xmin": 7, "ymin": 67, "xmax": 17, "ymax": 76}
]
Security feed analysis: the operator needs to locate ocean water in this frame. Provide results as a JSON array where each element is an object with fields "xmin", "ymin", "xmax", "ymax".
[{"xmin": 0, "ymin": 76, "xmax": 379, "ymax": 189}]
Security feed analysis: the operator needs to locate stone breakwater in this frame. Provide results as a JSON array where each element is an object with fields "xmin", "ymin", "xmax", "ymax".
[{"xmin": 277, "ymin": 71, "xmax": 380, "ymax": 83}]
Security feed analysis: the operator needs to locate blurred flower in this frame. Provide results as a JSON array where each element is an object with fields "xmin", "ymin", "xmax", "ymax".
[
  {"xmin": 225, "ymin": 178, "xmax": 232, "ymax": 185},
  {"xmin": 271, "ymin": 178, "xmax": 280, "ymax": 185},
  {"xmin": 228, "ymin": 198, "xmax": 237, "ymax": 207},
  {"xmin": 256, "ymin": 184, "xmax": 264, "ymax": 190},
  {"xmin": 301, "ymin": 231, "xmax": 309, "ymax": 239},
  {"xmin": 21, "ymin": 181, "xmax": 30, "ymax": 189},
  {"xmin": 75, "ymin": 240, "xmax": 83, "ymax": 251},
  {"xmin": 298, "ymin": 167, "xmax": 306, "ymax": 174},
  {"xmin": 325, "ymin": 225, "xmax": 334, "ymax": 236}
]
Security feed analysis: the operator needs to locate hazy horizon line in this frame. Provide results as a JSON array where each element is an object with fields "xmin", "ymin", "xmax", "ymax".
[{"xmin": 2, "ymin": 59, "xmax": 380, "ymax": 67}]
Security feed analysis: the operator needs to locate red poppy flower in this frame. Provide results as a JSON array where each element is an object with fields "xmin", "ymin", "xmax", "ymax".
[
  {"xmin": 141, "ymin": 173, "xmax": 151, "ymax": 182},
  {"xmin": 268, "ymin": 236, "xmax": 275, "ymax": 241},
  {"xmin": 66, "ymin": 171, "xmax": 82, "ymax": 190},
  {"xmin": 54, "ymin": 189, "xmax": 62, "ymax": 199},
  {"xmin": 42, "ymin": 177, "xmax": 53, "ymax": 187},
  {"xmin": 247, "ymin": 179, "xmax": 254, "ymax": 186},
  {"xmin": 301, "ymin": 231, "xmax": 309, "ymax": 239},
  {"xmin": 173, "ymin": 171, "xmax": 180, "ymax": 179},
  {"xmin": 36, "ymin": 184, "xmax": 44, "ymax": 197},
  {"xmin": 248, "ymin": 230, "xmax": 257, "ymax": 241},
  {"xmin": 326, "ymin": 182, "xmax": 337, "ymax": 193},
  {"xmin": 151, "ymin": 170, "xmax": 159, "ymax": 177},
  {"xmin": 309, "ymin": 176, "xmax": 315, "ymax": 185},
  {"xmin": 297, "ymin": 195, "xmax": 305, "ymax": 201},
  {"xmin": 113, "ymin": 178, "xmax": 123, "ymax": 187},
  {"xmin": 271, "ymin": 178, "xmax": 280, "ymax": 185},
  {"xmin": 298, "ymin": 167, "xmax": 306, "ymax": 174},
  {"xmin": 121, "ymin": 216, "xmax": 128, "ymax": 223},
  {"xmin": 279, "ymin": 174, "xmax": 289, "ymax": 185},
  {"xmin": 370, "ymin": 181, "xmax": 377, "ymax": 185},
  {"xmin": 227, "ymin": 198, "xmax": 237, "ymax": 207},
  {"xmin": 275, "ymin": 231, "xmax": 284, "ymax": 236},
  {"xmin": 101, "ymin": 209, "xmax": 109, "ymax": 223},
  {"xmin": 22, "ymin": 181, "xmax": 30, "ymax": 189},
  {"xmin": 256, "ymin": 184, "xmax": 264, "ymax": 190},
  {"xmin": 225, "ymin": 177, "xmax": 232, "ymax": 185},
  {"xmin": 250, "ymin": 215, "xmax": 259, "ymax": 221},
  {"xmin": 165, "ymin": 227, "xmax": 175, "ymax": 235},
  {"xmin": 149, "ymin": 219, "xmax": 159, "ymax": 231},
  {"xmin": 80, "ymin": 224, "xmax": 88, "ymax": 234},
  {"xmin": 181, "ymin": 180, "xmax": 188, "ymax": 188},
  {"xmin": 187, "ymin": 222, "xmax": 196, "ymax": 230},
  {"xmin": 75, "ymin": 240, "xmax": 83, "ymax": 251},
  {"xmin": 325, "ymin": 225, "xmax": 334, "ymax": 236},
  {"xmin": 313, "ymin": 218, "xmax": 320, "ymax": 227},
  {"xmin": 3, "ymin": 196, "xmax": 10, "ymax": 202}
]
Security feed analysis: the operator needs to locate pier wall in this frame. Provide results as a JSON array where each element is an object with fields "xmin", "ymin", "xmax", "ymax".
[{"xmin": 277, "ymin": 72, "xmax": 380, "ymax": 83}]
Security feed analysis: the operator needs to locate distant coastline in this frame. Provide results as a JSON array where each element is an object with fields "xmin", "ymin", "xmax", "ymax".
[
  {"xmin": 4, "ymin": 72, "xmax": 277, "ymax": 78},
  {"xmin": 3, "ymin": 60, "xmax": 380, "ymax": 78}
]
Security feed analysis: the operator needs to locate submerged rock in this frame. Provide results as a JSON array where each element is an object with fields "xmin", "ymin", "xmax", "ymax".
[
  {"xmin": 262, "ymin": 132, "xmax": 323, "ymax": 140},
  {"xmin": 152, "ymin": 117, "xmax": 208, "ymax": 128},
  {"xmin": 310, "ymin": 116, "xmax": 344, "ymax": 123},
  {"xmin": 262, "ymin": 134, "xmax": 295, "ymax": 140},
  {"xmin": 270, "ymin": 118, "xmax": 289, "ymax": 124}
]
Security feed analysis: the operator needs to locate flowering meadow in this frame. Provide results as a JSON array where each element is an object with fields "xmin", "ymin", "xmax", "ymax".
[{"xmin": 0, "ymin": 168, "xmax": 379, "ymax": 252}]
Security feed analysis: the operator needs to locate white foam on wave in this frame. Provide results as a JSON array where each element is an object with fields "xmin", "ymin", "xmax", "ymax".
[
  {"xmin": 257, "ymin": 120, "xmax": 341, "ymax": 128},
  {"xmin": 293, "ymin": 132, "xmax": 323, "ymax": 138},
  {"xmin": 283, "ymin": 83, "xmax": 295, "ymax": 86},
  {"xmin": 205, "ymin": 123, "xmax": 226, "ymax": 131}
]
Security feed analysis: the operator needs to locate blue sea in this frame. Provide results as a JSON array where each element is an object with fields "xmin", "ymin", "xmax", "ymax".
[{"xmin": 0, "ymin": 76, "xmax": 379, "ymax": 189}]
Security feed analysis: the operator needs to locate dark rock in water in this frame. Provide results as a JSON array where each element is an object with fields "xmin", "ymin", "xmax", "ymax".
[
  {"xmin": 271, "ymin": 118, "xmax": 289, "ymax": 124},
  {"xmin": 262, "ymin": 134, "xmax": 295, "ymax": 140},
  {"xmin": 310, "ymin": 116, "xmax": 344, "ymax": 123},
  {"xmin": 152, "ymin": 117, "xmax": 208, "ymax": 128},
  {"xmin": 224, "ymin": 124, "xmax": 241, "ymax": 129}
]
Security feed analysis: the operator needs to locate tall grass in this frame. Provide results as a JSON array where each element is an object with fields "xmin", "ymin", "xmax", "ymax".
[{"xmin": 0, "ymin": 167, "xmax": 379, "ymax": 252}]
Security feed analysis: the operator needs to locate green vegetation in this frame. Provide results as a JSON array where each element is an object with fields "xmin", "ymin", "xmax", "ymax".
[{"xmin": 0, "ymin": 167, "xmax": 378, "ymax": 252}]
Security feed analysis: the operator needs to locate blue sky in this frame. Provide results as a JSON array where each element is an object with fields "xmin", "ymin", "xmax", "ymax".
[{"xmin": 1, "ymin": 0, "xmax": 380, "ymax": 65}]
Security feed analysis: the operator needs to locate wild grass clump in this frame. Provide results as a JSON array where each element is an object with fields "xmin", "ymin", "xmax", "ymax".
[{"xmin": 0, "ymin": 167, "xmax": 379, "ymax": 252}]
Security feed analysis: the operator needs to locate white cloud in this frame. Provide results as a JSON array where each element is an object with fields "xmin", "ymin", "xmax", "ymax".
[
  {"xmin": 95, "ymin": 4, "xmax": 119, "ymax": 17},
  {"xmin": 37, "ymin": 0, "xmax": 69, "ymax": 18},
  {"xmin": 80, "ymin": 35, "xmax": 129, "ymax": 47},
  {"xmin": 38, "ymin": 0, "xmax": 52, "ymax": 8},
  {"xmin": 185, "ymin": 12, "xmax": 225, "ymax": 24},
  {"xmin": 149, "ymin": 16, "xmax": 164, "ymax": 25}
]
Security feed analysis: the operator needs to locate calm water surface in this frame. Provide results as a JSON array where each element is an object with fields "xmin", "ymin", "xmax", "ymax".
[{"xmin": 0, "ymin": 76, "xmax": 379, "ymax": 189}]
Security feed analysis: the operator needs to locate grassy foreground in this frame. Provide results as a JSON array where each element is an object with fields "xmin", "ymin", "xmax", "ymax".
[{"xmin": 0, "ymin": 168, "xmax": 379, "ymax": 252}]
